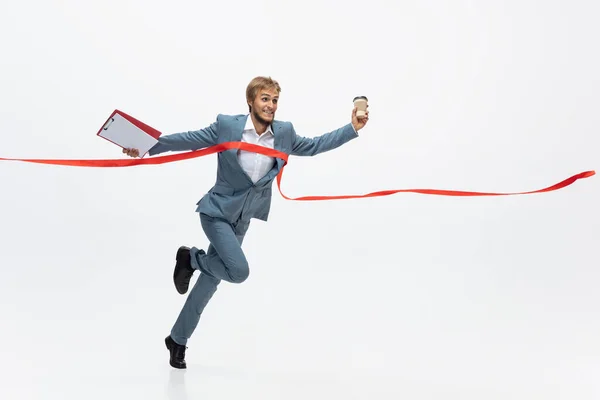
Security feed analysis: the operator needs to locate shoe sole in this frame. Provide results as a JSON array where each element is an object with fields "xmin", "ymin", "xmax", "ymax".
[{"xmin": 174, "ymin": 246, "xmax": 191, "ymax": 295}]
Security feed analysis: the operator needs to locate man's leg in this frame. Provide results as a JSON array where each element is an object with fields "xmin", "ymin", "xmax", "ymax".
[
  {"xmin": 170, "ymin": 214, "xmax": 250, "ymax": 346},
  {"xmin": 191, "ymin": 214, "xmax": 251, "ymax": 283},
  {"xmin": 169, "ymin": 269, "xmax": 220, "ymax": 347}
]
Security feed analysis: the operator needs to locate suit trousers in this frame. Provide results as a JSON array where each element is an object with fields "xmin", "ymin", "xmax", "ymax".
[{"xmin": 170, "ymin": 213, "xmax": 251, "ymax": 345}]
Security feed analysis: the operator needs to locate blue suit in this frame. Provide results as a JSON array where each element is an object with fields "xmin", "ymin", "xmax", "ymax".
[{"xmin": 149, "ymin": 114, "xmax": 358, "ymax": 345}]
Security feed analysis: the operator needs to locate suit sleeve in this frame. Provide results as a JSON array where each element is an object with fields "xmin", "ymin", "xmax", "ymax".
[
  {"xmin": 148, "ymin": 116, "xmax": 220, "ymax": 156},
  {"xmin": 290, "ymin": 123, "xmax": 359, "ymax": 157}
]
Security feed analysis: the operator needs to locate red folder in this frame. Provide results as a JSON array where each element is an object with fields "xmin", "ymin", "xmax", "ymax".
[{"xmin": 97, "ymin": 109, "xmax": 162, "ymax": 157}]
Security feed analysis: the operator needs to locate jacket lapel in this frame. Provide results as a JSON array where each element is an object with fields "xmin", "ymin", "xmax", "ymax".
[
  {"xmin": 272, "ymin": 121, "xmax": 282, "ymax": 151},
  {"xmin": 229, "ymin": 115, "xmax": 253, "ymax": 183},
  {"xmin": 272, "ymin": 121, "xmax": 285, "ymax": 171},
  {"xmin": 232, "ymin": 114, "xmax": 247, "ymax": 141}
]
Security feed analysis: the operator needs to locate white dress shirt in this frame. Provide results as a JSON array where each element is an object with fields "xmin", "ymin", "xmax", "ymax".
[{"xmin": 238, "ymin": 115, "xmax": 276, "ymax": 183}]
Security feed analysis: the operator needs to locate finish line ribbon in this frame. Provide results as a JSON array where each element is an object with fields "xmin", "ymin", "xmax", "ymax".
[{"xmin": 0, "ymin": 141, "xmax": 595, "ymax": 200}]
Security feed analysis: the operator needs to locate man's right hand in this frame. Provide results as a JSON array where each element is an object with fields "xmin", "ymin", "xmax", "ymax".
[{"xmin": 122, "ymin": 148, "xmax": 140, "ymax": 158}]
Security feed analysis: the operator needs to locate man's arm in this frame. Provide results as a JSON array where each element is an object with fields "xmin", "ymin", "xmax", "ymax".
[
  {"xmin": 290, "ymin": 106, "xmax": 368, "ymax": 157},
  {"xmin": 147, "ymin": 117, "xmax": 220, "ymax": 156},
  {"xmin": 291, "ymin": 123, "xmax": 358, "ymax": 157}
]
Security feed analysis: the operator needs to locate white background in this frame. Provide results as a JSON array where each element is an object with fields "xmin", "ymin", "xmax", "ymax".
[{"xmin": 1, "ymin": 1, "xmax": 598, "ymax": 399}]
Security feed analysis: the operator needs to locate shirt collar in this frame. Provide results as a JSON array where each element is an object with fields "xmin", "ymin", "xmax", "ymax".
[{"xmin": 245, "ymin": 114, "xmax": 273, "ymax": 135}]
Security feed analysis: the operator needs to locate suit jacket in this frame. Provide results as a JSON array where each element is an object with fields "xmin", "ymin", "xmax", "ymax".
[{"xmin": 148, "ymin": 114, "xmax": 359, "ymax": 223}]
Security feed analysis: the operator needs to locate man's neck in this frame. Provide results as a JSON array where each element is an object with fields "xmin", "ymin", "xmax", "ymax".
[{"xmin": 250, "ymin": 113, "xmax": 269, "ymax": 136}]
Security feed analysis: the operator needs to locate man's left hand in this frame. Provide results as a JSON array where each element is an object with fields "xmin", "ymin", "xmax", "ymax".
[{"xmin": 351, "ymin": 107, "xmax": 369, "ymax": 132}]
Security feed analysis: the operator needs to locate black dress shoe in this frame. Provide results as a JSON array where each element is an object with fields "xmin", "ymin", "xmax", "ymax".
[
  {"xmin": 173, "ymin": 246, "xmax": 204, "ymax": 294},
  {"xmin": 165, "ymin": 335, "xmax": 187, "ymax": 369}
]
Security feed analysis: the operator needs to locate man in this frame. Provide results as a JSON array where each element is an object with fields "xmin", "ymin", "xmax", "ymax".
[{"xmin": 123, "ymin": 76, "xmax": 369, "ymax": 369}]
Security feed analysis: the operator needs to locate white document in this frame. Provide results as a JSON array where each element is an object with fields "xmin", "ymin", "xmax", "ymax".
[{"xmin": 97, "ymin": 110, "xmax": 161, "ymax": 157}]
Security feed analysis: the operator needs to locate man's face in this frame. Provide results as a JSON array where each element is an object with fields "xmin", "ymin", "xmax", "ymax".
[{"xmin": 249, "ymin": 87, "xmax": 279, "ymax": 124}]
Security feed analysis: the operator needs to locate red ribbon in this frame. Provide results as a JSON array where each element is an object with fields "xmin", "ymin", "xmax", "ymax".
[
  {"xmin": 276, "ymin": 169, "xmax": 595, "ymax": 200},
  {"xmin": 0, "ymin": 142, "xmax": 277, "ymax": 167},
  {"xmin": 1, "ymin": 141, "xmax": 595, "ymax": 200}
]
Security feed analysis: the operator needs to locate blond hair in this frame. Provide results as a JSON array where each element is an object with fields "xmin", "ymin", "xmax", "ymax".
[{"xmin": 246, "ymin": 76, "xmax": 281, "ymax": 112}]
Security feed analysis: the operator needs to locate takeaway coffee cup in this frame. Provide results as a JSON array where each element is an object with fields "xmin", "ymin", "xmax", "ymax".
[{"xmin": 353, "ymin": 96, "xmax": 368, "ymax": 118}]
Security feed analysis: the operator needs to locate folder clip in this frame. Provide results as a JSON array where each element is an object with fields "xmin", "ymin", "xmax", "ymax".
[{"xmin": 103, "ymin": 117, "xmax": 115, "ymax": 131}]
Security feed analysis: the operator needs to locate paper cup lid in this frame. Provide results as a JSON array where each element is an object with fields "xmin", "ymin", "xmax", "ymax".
[{"xmin": 353, "ymin": 96, "xmax": 368, "ymax": 102}]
